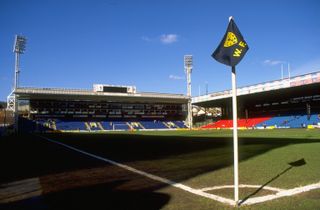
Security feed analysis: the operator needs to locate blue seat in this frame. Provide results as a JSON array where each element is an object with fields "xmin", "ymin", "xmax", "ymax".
[
  {"xmin": 140, "ymin": 121, "xmax": 167, "ymax": 129},
  {"xmin": 55, "ymin": 121, "xmax": 87, "ymax": 131},
  {"xmin": 256, "ymin": 114, "xmax": 320, "ymax": 128},
  {"xmin": 101, "ymin": 121, "xmax": 113, "ymax": 130},
  {"xmin": 173, "ymin": 121, "xmax": 187, "ymax": 128}
]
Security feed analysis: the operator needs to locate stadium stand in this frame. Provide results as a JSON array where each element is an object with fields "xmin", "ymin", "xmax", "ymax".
[
  {"xmin": 195, "ymin": 71, "xmax": 320, "ymax": 130},
  {"xmin": 12, "ymin": 85, "xmax": 189, "ymax": 132},
  {"xmin": 88, "ymin": 122, "xmax": 101, "ymax": 131},
  {"xmin": 12, "ymin": 71, "xmax": 320, "ymax": 131},
  {"xmin": 173, "ymin": 120, "xmax": 188, "ymax": 128},
  {"xmin": 202, "ymin": 117, "xmax": 270, "ymax": 129},
  {"xmin": 137, "ymin": 121, "xmax": 168, "ymax": 130},
  {"xmin": 32, "ymin": 119, "xmax": 188, "ymax": 131},
  {"xmin": 100, "ymin": 121, "xmax": 113, "ymax": 130},
  {"xmin": 256, "ymin": 114, "xmax": 320, "ymax": 128},
  {"xmin": 201, "ymin": 114, "xmax": 320, "ymax": 129},
  {"xmin": 111, "ymin": 121, "xmax": 131, "ymax": 130},
  {"xmin": 55, "ymin": 120, "xmax": 87, "ymax": 131},
  {"xmin": 130, "ymin": 122, "xmax": 144, "ymax": 130}
]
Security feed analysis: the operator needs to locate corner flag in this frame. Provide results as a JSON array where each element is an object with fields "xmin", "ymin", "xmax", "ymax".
[
  {"xmin": 212, "ymin": 18, "xmax": 249, "ymax": 67},
  {"xmin": 211, "ymin": 17, "xmax": 249, "ymax": 206}
]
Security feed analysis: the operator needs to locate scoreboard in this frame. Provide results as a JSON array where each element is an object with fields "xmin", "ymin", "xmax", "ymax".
[{"xmin": 93, "ymin": 84, "xmax": 136, "ymax": 94}]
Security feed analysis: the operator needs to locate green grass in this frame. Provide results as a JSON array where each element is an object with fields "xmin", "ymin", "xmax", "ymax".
[
  {"xmin": 1, "ymin": 129, "xmax": 320, "ymax": 209},
  {"xmin": 105, "ymin": 128, "xmax": 320, "ymax": 139},
  {"xmin": 41, "ymin": 129, "xmax": 320, "ymax": 209}
]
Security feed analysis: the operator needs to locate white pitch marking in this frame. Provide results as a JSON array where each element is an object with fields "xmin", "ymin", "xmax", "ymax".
[
  {"xmin": 38, "ymin": 135, "xmax": 320, "ymax": 207},
  {"xmin": 242, "ymin": 181, "xmax": 320, "ymax": 205},
  {"xmin": 38, "ymin": 135, "xmax": 235, "ymax": 206},
  {"xmin": 200, "ymin": 184, "xmax": 284, "ymax": 192}
]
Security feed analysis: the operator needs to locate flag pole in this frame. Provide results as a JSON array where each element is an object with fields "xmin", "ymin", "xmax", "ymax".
[
  {"xmin": 231, "ymin": 65, "xmax": 239, "ymax": 205},
  {"xmin": 229, "ymin": 14, "xmax": 239, "ymax": 206},
  {"xmin": 212, "ymin": 15, "xmax": 248, "ymax": 205}
]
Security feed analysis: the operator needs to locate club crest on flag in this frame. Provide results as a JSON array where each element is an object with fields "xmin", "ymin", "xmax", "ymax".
[{"xmin": 224, "ymin": 32, "xmax": 238, "ymax": 47}]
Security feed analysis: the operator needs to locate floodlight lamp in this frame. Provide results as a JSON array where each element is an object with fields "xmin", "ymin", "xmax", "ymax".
[
  {"xmin": 13, "ymin": 35, "xmax": 27, "ymax": 54},
  {"xmin": 184, "ymin": 55, "xmax": 193, "ymax": 68}
]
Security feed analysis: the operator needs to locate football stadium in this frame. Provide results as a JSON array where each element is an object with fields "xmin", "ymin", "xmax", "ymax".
[
  {"xmin": 12, "ymin": 84, "xmax": 189, "ymax": 132},
  {"xmin": 1, "ymin": 3, "xmax": 320, "ymax": 210},
  {"xmin": 5, "ymin": 71, "xmax": 320, "ymax": 133},
  {"xmin": 2, "ymin": 61, "xmax": 320, "ymax": 209}
]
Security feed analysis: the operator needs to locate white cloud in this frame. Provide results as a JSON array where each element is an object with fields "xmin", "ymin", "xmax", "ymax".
[
  {"xmin": 263, "ymin": 59, "xmax": 284, "ymax": 66},
  {"xmin": 160, "ymin": 34, "xmax": 178, "ymax": 44},
  {"xmin": 142, "ymin": 34, "xmax": 179, "ymax": 44},
  {"xmin": 169, "ymin": 74, "xmax": 184, "ymax": 80}
]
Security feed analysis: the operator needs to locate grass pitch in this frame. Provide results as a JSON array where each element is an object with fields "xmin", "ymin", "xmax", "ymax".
[{"xmin": 1, "ymin": 129, "xmax": 320, "ymax": 209}]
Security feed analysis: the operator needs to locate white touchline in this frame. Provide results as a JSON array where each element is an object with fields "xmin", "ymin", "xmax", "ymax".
[{"xmin": 38, "ymin": 135, "xmax": 320, "ymax": 206}]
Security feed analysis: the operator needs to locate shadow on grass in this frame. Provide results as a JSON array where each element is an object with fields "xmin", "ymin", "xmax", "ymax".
[
  {"xmin": 0, "ymin": 133, "xmax": 317, "ymax": 209},
  {"xmin": 239, "ymin": 158, "xmax": 307, "ymax": 205},
  {"xmin": 0, "ymin": 179, "xmax": 170, "ymax": 210}
]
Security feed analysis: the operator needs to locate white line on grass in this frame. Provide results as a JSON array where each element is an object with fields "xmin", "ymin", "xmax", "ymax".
[
  {"xmin": 37, "ymin": 135, "xmax": 235, "ymax": 206},
  {"xmin": 38, "ymin": 135, "xmax": 320, "ymax": 206},
  {"xmin": 200, "ymin": 184, "xmax": 284, "ymax": 192},
  {"xmin": 243, "ymin": 181, "xmax": 320, "ymax": 205}
]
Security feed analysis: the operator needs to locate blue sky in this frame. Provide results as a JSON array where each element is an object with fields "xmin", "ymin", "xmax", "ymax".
[{"xmin": 1, "ymin": 0, "xmax": 320, "ymax": 101}]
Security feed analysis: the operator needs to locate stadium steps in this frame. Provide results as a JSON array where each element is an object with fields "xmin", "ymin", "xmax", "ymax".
[
  {"xmin": 174, "ymin": 121, "xmax": 187, "ymax": 128},
  {"xmin": 126, "ymin": 122, "xmax": 133, "ymax": 130},
  {"xmin": 85, "ymin": 122, "xmax": 91, "ymax": 131},
  {"xmin": 172, "ymin": 121, "xmax": 179, "ymax": 128},
  {"xmin": 138, "ymin": 122, "xmax": 145, "ymax": 129},
  {"xmin": 174, "ymin": 123, "xmax": 180, "ymax": 128},
  {"xmin": 97, "ymin": 122, "xmax": 104, "ymax": 131},
  {"xmin": 170, "ymin": 121, "xmax": 179, "ymax": 128},
  {"xmin": 129, "ymin": 122, "xmax": 144, "ymax": 130},
  {"xmin": 88, "ymin": 122, "xmax": 101, "ymax": 131},
  {"xmin": 163, "ymin": 122, "xmax": 171, "ymax": 129},
  {"xmin": 52, "ymin": 121, "xmax": 57, "ymax": 130}
]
